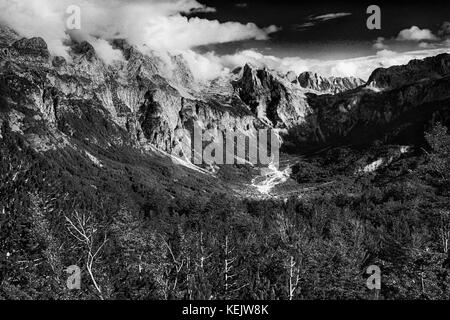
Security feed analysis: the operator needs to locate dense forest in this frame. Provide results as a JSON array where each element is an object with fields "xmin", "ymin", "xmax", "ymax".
[{"xmin": 1, "ymin": 118, "xmax": 449, "ymax": 300}]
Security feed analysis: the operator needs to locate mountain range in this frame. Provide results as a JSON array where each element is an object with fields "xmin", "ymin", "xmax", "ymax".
[
  {"xmin": 2, "ymin": 25, "xmax": 450, "ymax": 164},
  {"xmin": 1, "ymin": 25, "xmax": 450, "ymax": 300}
]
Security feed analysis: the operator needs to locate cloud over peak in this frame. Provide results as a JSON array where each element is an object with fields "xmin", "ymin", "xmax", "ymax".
[{"xmin": 0, "ymin": 0, "xmax": 278, "ymax": 61}]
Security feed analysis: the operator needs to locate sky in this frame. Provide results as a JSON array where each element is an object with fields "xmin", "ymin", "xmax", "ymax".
[
  {"xmin": 0, "ymin": 0, "xmax": 449, "ymax": 81},
  {"xmin": 191, "ymin": 0, "xmax": 450, "ymax": 59}
]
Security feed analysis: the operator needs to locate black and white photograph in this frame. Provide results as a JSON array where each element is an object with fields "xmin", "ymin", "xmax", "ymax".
[{"xmin": 0, "ymin": 0, "xmax": 450, "ymax": 307}]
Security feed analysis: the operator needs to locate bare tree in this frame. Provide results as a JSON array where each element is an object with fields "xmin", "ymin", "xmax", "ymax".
[
  {"xmin": 186, "ymin": 231, "xmax": 213, "ymax": 300},
  {"xmin": 223, "ymin": 235, "xmax": 247, "ymax": 298},
  {"xmin": 276, "ymin": 212, "xmax": 304, "ymax": 300},
  {"xmin": 288, "ymin": 255, "xmax": 300, "ymax": 300},
  {"xmin": 438, "ymin": 210, "xmax": 450, "ymax": 253},
  {"xmin": 161, "ymin": 235, "xmax": 185, "ymax": 297},
  {"xmin": 65, "ymin": 211, "xmax": 107, "ymax": 299},
  {"xmin": 224, "ymin": 235, "xmax": 236, "ymax": 294},
  {"xmin": 198, "ymin": 232, "xmax": 212, "ymax": 270}
]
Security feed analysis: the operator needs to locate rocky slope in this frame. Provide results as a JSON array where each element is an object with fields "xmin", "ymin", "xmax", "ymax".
[
  {"xmin": 366, "ymin": 54, "xmax": 450, "ymax": 90},
  {"xmin": 232, "ymin": 64, "xmax": 310, "ymax": 129},
  {"xmin": 1, "ymin": 25, "xmax": 450, "ymax": 168},
  {"xmin": 284, "ymin": 53, "xmax": 450, "ymax": 153},
  {"xmin": 0, "ymin": 28, "xmax": 311, "ymax": 167},
  {"xmin": 0, "ymin": 33, "xmax": 240, "ymax": 156},
  {"xmin": 297, "ymin": 71, "xmax": 364, "ymax": 94},
  {"xmin": 3, "ymin": 24, "xmax": 450, "ymax": 302}
]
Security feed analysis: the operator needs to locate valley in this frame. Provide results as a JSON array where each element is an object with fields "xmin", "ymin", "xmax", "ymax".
[{"xmin": 1, "ymin": 25, "xmax": 450, "ymax": 300}]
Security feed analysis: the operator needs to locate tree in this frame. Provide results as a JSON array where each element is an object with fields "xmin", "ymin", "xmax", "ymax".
[
  {"xmin": 437, "ymin": 210, "xmax": 450, "ymax": 254},
  {"xmin": 424, "ymin": 123, "xmax": 450, "ymax": 181},
  {"xmin": 65, "ymin": 210, "xmax": 108, "ymax": 299}
]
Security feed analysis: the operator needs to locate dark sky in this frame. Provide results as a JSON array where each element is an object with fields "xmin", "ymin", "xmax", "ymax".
[{"xmin": 190, "ymin": 0, "xmax": 450, "ymax": 60}]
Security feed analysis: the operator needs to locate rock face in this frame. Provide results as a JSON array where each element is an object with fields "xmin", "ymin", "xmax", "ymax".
[
  {"xmin": 285, "ymin": 53, "xmax": 450, "ymax": 152},
  {"xmin": 297, "ymin": 71, "xmax": 364, "ymax": 94},
  {"xmin": 12, "ymin": 37, "xmax": 50, "ymax": 58},
  {"xmin": 2, "ymin": 25, "xmax": 450, "ymax": 162},
  {"xmin": 0, "ymin": 29, "xmax": 309, "ymax": 163},
  {"xmin": 366, "ymin": 53, "xmax": 450, "ymax": 90},
  {"xmin": 233, "ymin": 64, "xmax": 310, "ymax": 128},
  {"xmin": 0, "ymin": 25, "xmax": 19, "ymax": 47}
]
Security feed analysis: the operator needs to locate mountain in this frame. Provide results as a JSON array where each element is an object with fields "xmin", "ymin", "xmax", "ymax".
[
  {"xmin": 0, "ymin": 30, "xmax": 243, "ymax": 205},
  {"xmin": 232, "ymin": 63, "xmax": 310, "ymax": 128},
  {"xmin": 366, "ymin": 53, "xmax": 450, "ymax": 90},
  {"xmin": 2, "ymin": 26, "xmax": 450, "ymax": 300},
  {"xmin": 2, "ymin": 27, "xmax": 450, "ymax": 184},
  {"xmin": 284, "ymin": 53, "xmax": 450, "ymax": 153},
  {"xmin": 297, "ymin": 71, "xmax": 364, "ymax": 94},
  {"xmin": 0, "ymin": 27, "xmax": 382, "ymax": 163}
]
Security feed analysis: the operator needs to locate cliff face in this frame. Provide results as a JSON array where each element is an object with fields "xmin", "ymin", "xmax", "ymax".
[
  {"xmin": 286, "ymin": 54, "xmax": 450, "ymax": 152},
  {"xmin": 2, "ymin": 26, "xmax": 450, "ymax": 162},
  {"xmin": 0, "ymin": 29, "xmax": 316, "ymax": 164},
  {"xmin": 297, "ymin": 71, "xmax": 364, "ymax": 94},
  {"xmin": 366, "ymin": 53, "xmax": 450, "ymax": 90},
  {"xmin": 0, "ymin": 34, "xmax": 253, "ymax": 156},
  {"xmin": 232, "ymin": 64, "xmax": 313, "ymax": 130}
]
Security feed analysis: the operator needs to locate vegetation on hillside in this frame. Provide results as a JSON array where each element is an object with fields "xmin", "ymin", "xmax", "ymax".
[{"xmin": 1, "ymin": 120, "xmax": 450, "ymax": 300}]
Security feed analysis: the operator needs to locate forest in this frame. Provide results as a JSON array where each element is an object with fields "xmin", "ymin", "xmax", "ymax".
[{"xmin": 1, "ymin": 119, "xmax": 450, "ymax": 300}]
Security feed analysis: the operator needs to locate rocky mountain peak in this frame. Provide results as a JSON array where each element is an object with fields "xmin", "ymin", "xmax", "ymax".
[
  {"xmin": 11, "ymin": 37, "xmax": 50, "ymax": 60},
  {"xmin": 284, "ymin": 52, "xmax": 450, "ymax": 153},
  {"xmin": 0, "ymin": 25, "xmax": 19, "ymax": 47},
  {"xmin": 2, "ymin": 24, "xmax": 450, "ymax": 166},
  {"xmin": 71, "ymin": 41, "xmax": 97, "ymax": 61},
  {"xmin": 111, "ymin": 39, "xmax": 133, "ymax": 59},
  {"xmin": 366, "ymin": 53, "xmax": 450, "ymax": 90},
  {"xmin": 298, "ymin": 71, "xmax": 364, "ymax": 94},
  {"xmin": 240, "ymin": 63, "xmax": 258, "ymax": 82},
  {"xmin": 285, "ymin": 71, "xmax": 298, "ymax": 84},
  {"xmin": 233, "ymin": 63, "xmax": 310, "ymax": 128},
  {"xmin": 233, "ymin": 63, "xmax": 274, "ymax": 110},
  {"xmin": 52, "ymin": 56, "xmax": 66, "ymax": 68}
]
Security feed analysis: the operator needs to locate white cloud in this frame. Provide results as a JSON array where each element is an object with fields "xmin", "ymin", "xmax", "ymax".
[
  {"xmin": 91, "ymin": 38, "xmax": 124, "ymax": 64},
  {"xmin": 293, "ymin": 22, "xmax": 315, "ymax": 29},
  {"xmin": 0, "ymin": 0, "xmax": 70, "ymax": 58},
  {"xmin": 294, "ymin": 12, "xmax": 352, "ymax": 29},
  {"xmin": 236, "ymin": 3, "xmax": 248, "ymax": 8},
  {"xmin": 396, "ymin": 26, "xmax": 438, "ymax": 41},
  {"xmin": 1, "ymin": 0, "xmax": 448, "ymax": 83},
  {"xmin": 198, "ymin": 47, "xmax": 450, "ymax": 81},
  {"xmin": 0, "ymin": 0, "xmax": 278, "ymax": 62},
  {"xmin": 308, "ymin": 48, "xmax": 450, "ymax": 80},
  {"xmin": 181, "ymin": 50, "xmax": 228, "ymax": 81},
  {"xmin": 373, "ymin": 37, "xmax": 388, "ymax": 50},
  {"xmin": 133, "ymin": 16, "xmax": 276, "ymax": 50},
  {"xmin": 375, "ymin": 49, "xmax": 397, "ymax": 57},
  {"xmin": 312, "ymin": 12, "xmax": 352, "ymax": 21},
  {"xmin": 189, "ymin": 6, "xmax": 217, "ymax": 14},
  {"xmin": 418, "ymin": 42, "xmax": 433, "ymax": 49}
]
